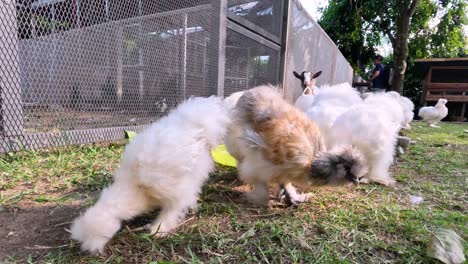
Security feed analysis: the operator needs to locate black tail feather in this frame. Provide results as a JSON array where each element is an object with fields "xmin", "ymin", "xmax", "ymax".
[{"xmin": 309, "ymin": 146, "xmax": 367, "ymax": 185}]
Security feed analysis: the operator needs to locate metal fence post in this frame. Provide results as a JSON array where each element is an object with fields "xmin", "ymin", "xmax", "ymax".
[
  {"xmin": 0, "ymin": 0, "xmax": 24, "ymax": 137},
  {"xmin": 116, "ymin": 27, "xmax": 124, "ymax": 104},
  {"xmin": 210, "ymin": 0, "xmax": 227, "ymax": 97},
  {"xmin": 181, "ymin": 13, "xmax": 188, "ymax": 100},
  {"xmin": 279, "ymin": 0, "xmax": 290, "ymax": 87}
]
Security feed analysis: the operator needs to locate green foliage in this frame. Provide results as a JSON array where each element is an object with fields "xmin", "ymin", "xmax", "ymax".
[
  {"xmin": 409, "ymin": 0, "xmax": 467, "ymax": 59},
  {"xmin": 319, "ymin": 0, "xmax": 378, "ymax": 73},
  {"xmin": 320, "ymin": 0, "xmax": 468, "ymax": 102},
  {"xmin": 429, "ymin": 0, "xmax": 468, "ymax": 57},
  {"xmin": 36, "ymin": 15, "xmax": 71, "ymax": 32},
  {"xmin": 404, "ymin": 0, "xmax": 468, "ymax": 103}
]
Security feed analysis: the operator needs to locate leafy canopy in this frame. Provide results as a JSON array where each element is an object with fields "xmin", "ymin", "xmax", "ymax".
[{"xmin": 319, "ymin": 0, "xmax": 467, "ymax": 70}]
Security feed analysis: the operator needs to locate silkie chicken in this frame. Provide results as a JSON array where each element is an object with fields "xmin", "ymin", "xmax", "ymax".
[
  {"xmin": 227, "ymin": 85, "xmax": 368, "ymax": 206},
  {"xmin": 70, "ymin": 96, "xmax": 230, "ymax": 254},
  {"xmin": 418, "ymin": 98, "xmax": 448, "ymax": 128}
]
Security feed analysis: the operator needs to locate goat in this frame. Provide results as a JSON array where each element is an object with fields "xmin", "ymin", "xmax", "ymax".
[{"xmin": 293, "ymin": 70, "xmax": 322, "ymax": 95}]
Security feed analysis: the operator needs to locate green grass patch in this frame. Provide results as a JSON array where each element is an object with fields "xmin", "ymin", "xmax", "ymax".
[{"xmin": 0, "ymin": 122, "xmax": 467, "ymax": 263}]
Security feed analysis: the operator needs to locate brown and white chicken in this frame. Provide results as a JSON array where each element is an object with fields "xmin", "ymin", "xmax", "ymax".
[{"xmin": 226, "ymin": 85, "xmax": 368, "ymax": 206}]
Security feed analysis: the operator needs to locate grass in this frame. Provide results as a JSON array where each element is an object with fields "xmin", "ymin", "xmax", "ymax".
[{"xmin": 0, "ymin": 122, "xmax": 467, "ymax": 263}]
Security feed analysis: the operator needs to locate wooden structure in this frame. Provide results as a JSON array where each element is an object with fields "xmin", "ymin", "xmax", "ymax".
[
  {"xmin": 415, "ymin": 58, "xmax": 468, "ymax": 119},
  {"xmin": 416, "ymin": 58, "xmax": 468, "ymax": 104},
  {"xmin": 352, "ymin": 81, "xmax": 371, "ymax": 93}
]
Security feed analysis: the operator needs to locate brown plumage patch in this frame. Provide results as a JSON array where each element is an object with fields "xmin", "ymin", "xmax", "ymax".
[
  {"xmin": 256, "ymin": 111, "xmax": 322, "ymax": 167},
  {"xmin": 233, "ymin": 85, "xmax": 367, "ymax": 192},
  {"xmin": 237, "ymin": 85, "xmax": 325, "ymax": 171}
]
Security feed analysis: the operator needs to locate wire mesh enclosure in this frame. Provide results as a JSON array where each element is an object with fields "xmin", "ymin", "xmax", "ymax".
[
  {"xmin": 19, "ymin": 1, "xmax": 217, "ymax": 133},
  {"xmin": 282, "ymin": 1, "xmax": 354, "ymax": 102},
  {"xmin": 0, "ymin": 0, "xmax": 352, "ymax": 152},
  {"xmin": 224, "ymin": 28, "xmax": 280, "ymax": 96}
]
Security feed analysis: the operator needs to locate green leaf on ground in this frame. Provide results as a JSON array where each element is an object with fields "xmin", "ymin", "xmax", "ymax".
[{"xmin": 124, "ymin": 130, "xmax": 137, "ymax": 141}]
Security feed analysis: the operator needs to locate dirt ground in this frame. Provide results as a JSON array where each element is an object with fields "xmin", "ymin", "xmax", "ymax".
[
  {"xmin": 0, "ymin": 172, "xmax": 253, "ymax": 260},
  {"xmin": 24, "ymin": 108, "xmax": 158, "ymax": 133},
  {"xmin": 0, "ymin": 202, "xmax": 80, "ymax": 259}
]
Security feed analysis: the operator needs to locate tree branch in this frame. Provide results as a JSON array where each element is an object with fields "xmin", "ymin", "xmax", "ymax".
[
  {"xmin": 362, "ymin": 16, "xmax": 396, "ymax": 46},
  {"xmin": 385, "ymin": 29, "xmax": 396, "ymax": 47},
  {"xmin": 408, "ymin": 0, "xmax": 420, "ymax": 16}
]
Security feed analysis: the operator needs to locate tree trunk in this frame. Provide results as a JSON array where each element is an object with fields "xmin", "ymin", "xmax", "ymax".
[
  {"xmin": 391, "ymin": 0, "xmax": 419, "ymax": 94},
  {"xmin": 391, "ymin": 15, "xmax": 410, "ymax": 94}
]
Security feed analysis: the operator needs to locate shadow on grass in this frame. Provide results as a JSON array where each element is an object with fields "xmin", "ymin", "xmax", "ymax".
[{"xmin": 0, "ymin": 165, "xmax": 253, "ymax": 263}]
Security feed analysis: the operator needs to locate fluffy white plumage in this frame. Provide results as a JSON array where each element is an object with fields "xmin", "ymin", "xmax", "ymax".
[
  {"xmin": 304, "ymin": 83, "xmax": 363, "ymax": 147},
  {"xmin": 224, "ymin": 91, "xmax": 245, "ymax": 110},
  {"xmin": 328, "ymin": 92, "xmax": 414, "ymax": 186},
  {"xmin": 330, "ymin": 101, "xmax": 397, "ymax": 186},
  {"xmin": 311, "ymin": 83, "xmax": 363, "ymax": 108},
  {"xmin": 70, "ymin": 96, "xmax": 230, "ymax": 254},
  {"xmin": 398, "ymin": 94, "xmax": 415, "ymax": 129},
  {"xmin": 418, "ymin": 98, "xmax": 448, "ymax": 128},
  {"xmin": 365, "ymin": 91, "xmax": 415, "ymax": 130},
  {"xmin": 294, "ymin": 87, "xmax": 318, "ymax": 112},
  {"xmin": 224, "ymin": 91, "xmax": 246, "ymax": 163}
]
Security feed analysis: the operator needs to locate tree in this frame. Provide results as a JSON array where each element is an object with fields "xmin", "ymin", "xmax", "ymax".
[
  {"xmin": 428, "ymin": 0, "xmax": 468, "ymax": 57},
  {"xmin": 319, "ymin": 0, "xmax": 468, "ymax": 94},
  {"xmin": 403, "ymin": 0, "xmax": 467, "ymax": 103},
  {"xmin": 319, "ymin": 1, "xmax": 379, "ymax": 75}
]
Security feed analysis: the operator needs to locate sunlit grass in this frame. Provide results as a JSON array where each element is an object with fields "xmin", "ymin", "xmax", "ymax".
[{"xmin": 1, "ymin": 122, "xmax": 467, "ymax": 263}]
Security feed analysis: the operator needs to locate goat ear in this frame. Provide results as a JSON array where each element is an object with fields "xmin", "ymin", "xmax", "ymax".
[
  {"xmin": 293, "ymin": 71, "xmax": 302, "ymax": 79},
  {"xmin": 312, "ymin": 71, "xmax": 322, "ymax": 79}
]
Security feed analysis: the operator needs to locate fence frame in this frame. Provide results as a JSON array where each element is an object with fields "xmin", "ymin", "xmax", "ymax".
[
  {"xmin": 1, "ymin": 0, "xmax": 230, "ymax": 152},
  {"xmin": 0, "ymin": 0, "xmax": 24, "ymax": 138},
  {"xmin": 0, "ymin": 0, "xmax": 353, "ymax": 152}
]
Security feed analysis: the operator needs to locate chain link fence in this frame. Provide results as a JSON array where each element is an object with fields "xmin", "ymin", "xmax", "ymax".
[
  {"xmin": 0, "ymin": 0, "xmax": 352, "ymax": 152},
  {"xmin": 282, "ymin": 0, "xmax": 354, "ymax": 102},
  {"xmin": 0, "ymin": 0, "xmax": 282, "ymax": 151}
]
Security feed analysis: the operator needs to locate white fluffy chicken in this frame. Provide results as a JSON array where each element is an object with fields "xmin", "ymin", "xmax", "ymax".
[
  {"xmin": 329, "ymin": 92, "xmax": 407, "ymax": 186},
  {"xmin": 365, "ymin": 91, "xmax": 415, "ymax": 130},
  {"xmin": 418, "ymin": 98, "xmax": 448, "ymax": 128},
  {"xmin": 305, "ymin": 83, "xmax": 363, "ymax": 148},
  {"xmin": 70, "ymin": 96, "xmax": 230, "ymax": 254}
]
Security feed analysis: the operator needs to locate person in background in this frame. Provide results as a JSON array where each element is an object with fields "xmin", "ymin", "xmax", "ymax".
[{"xmin": 369, "ymin": 55, "xmax": 386, "ymax": 93}]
